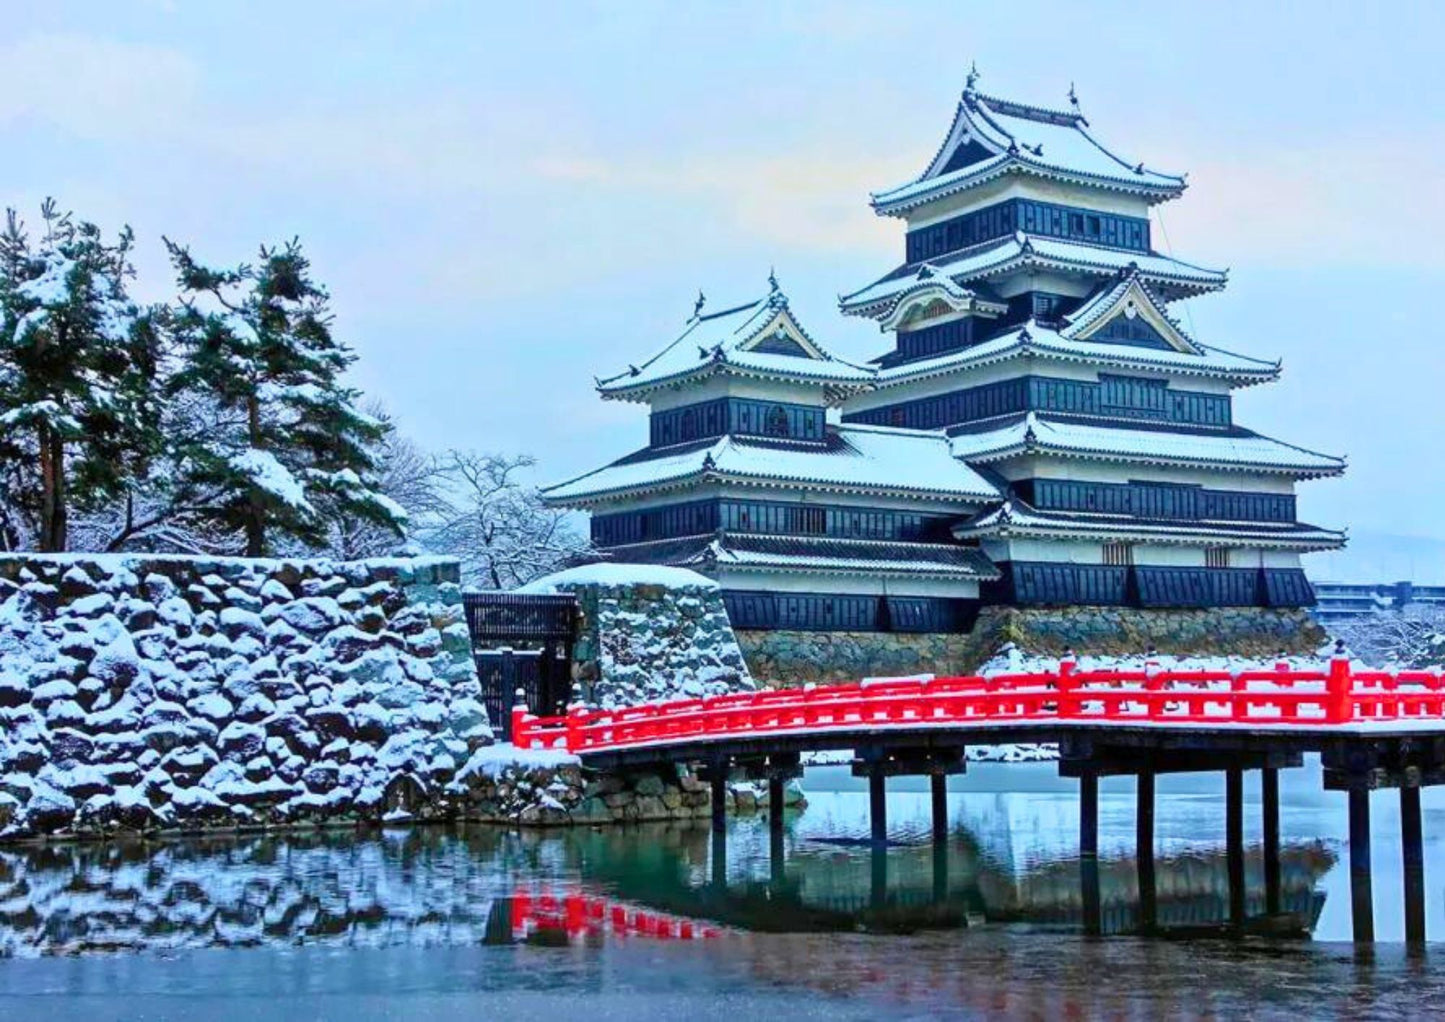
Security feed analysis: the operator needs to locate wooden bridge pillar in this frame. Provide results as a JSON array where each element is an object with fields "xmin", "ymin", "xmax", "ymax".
[
  {"xmin": 931, "ymin": 773, "xmax": 948, "ymax": 845},
  {"xmin": 930, "ymin": 773, "xmax": 949, "ymax": 902},
  {"xmin": 710, "ymin": 771, "xmax": 727, "ymax": 836},
  {"xmin": 1401, "ymin": 784, "xmax": 1426, "ymax": 945},
  {"xmin": 869, "ymin": 772, "xmax": 887, "ymax": 847},
  {"xmin": 1079, "ymin": 770, "xmax": 1101, "ymax": 937},
  {"xmin": 871, "ymin": 841, "xmax": 888, "ymax": 910},
  {"xmin": 1136, "ymin": 770, "xmax": 1156, "ymax": 933},
  {"xmin": 1348, "ymin": 788, "xmax": 1375, "ymax": 943},
  {"xmin": 1226, "ymin": 766, "xmax": 1245, "ymax": 930},
  {"xmin": 768, "ymin": 776, "xmax": 786, "ymax": 887},
  {"xmin": 1262, "ymin": 767, "xmax": 1281, "ymax": 917}
]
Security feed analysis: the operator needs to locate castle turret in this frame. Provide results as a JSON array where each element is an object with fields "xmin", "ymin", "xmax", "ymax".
[
  {"xmin": 543, "ymin": 278, "xmax": 1002, "ymax": 630},
  {"xmin": 838, "ymin": 74, "xmax": 1344, "ymax": 609}
]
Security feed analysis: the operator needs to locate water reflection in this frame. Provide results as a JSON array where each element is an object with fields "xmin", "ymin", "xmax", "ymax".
[{"xmin": 0, "ymin": 815, "xmax": 1336, "ymax": 956}]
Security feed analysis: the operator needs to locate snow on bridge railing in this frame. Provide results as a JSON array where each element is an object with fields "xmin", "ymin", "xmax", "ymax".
[{"xmin": 510, "ymin": 658, "xmax": 1445, "ymax": 755}]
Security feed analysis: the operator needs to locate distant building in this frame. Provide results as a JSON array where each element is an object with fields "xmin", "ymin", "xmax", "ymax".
[
  {"xmin": 1313, "ymin": 581, "xmax": 1445, "ymax": 623},
  {"xmin": 543, "ymin": 71, "xmax": 1346, "ymax": 632}
]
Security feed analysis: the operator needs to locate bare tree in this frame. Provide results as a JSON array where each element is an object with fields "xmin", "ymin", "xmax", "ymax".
[
  {"xmin": 423, "ymin": 451, "xmax": 590, "ymax": 590},
  {"xmin": 315, "ymin": 407, "xmax": 450, "ymax": 560},
  {"xmin": 1333, "ymin": 606, "xmax": 1445, "ymax": 669}
]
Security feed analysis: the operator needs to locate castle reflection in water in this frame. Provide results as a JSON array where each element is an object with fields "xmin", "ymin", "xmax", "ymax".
[{"xmin": 0, "ymin": 818, "xmax": 1333, "ymax": 956}]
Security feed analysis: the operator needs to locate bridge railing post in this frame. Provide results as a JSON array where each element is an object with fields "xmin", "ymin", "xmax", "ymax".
[
  {"xmin": 1328, "ymin": 650, "xmax": 1354, "ymax": 724},
  {"xmin": 1057, "ymin": 652, "xmax": 1076, "ymax": 718},
  {"xmin": 565, "ymin": 683, "xmax": 586, "ymax": 753},
  {"xmin": 512, "ymin": 687, "xmax": 533, "ymax": 749}
]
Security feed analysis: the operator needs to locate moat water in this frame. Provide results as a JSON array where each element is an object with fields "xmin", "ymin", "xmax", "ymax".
[{"xmin": 1, "ymin": 760, "xmax": 1443, "ymax": 1020}]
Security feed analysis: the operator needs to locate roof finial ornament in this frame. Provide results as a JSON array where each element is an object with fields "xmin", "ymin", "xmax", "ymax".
[
  {"xmin": 965, "ymin": 61, "xmax": 980, "ymax": 92},
  {"xmin": 768, "ymin": 266, "xmax": 779, "ymax": 293},
  {"xmin": 1068, "ymin": 81, "xmax": 1079, "ymax": 108},
  {"xmin": 692, "ymin": 289, "xmax": 706, "ymax": 320}
]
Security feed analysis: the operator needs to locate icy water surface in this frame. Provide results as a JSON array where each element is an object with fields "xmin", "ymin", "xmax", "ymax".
[{"xmin": 0, "ymin": 760, "xmax": 1443, "ymax": 1020}]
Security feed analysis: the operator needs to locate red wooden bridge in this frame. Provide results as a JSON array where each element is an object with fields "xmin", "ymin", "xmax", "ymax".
[
  {"xmin": 512, "ymin": 653, "xmax": 1445, "ymax": 945},
  {"xmin": 513, "ymin": 656, "xmax": 1445, "ymax": 756}
]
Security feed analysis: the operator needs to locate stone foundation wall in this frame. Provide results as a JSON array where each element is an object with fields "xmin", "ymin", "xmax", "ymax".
[
  {"xmin": 969, "ymin": 605, "xmax": 1328, "ymax": 661},
  {"xmin": 738, "ymin": 606, "xmax": 1328, "ymax": 683},
  {"xmin": 737, "ymin": 630, "xmax": 980, "ymax": 685},
  {"xmin": 558, "ymin": 576, "xmax": 754, "ymax": 707},
  {"xmin": 0, "ymin": 554, "xmax": 488, "ymax": 840},
  {"xmin": 443, "ymin": 754, "xmax": 805, "ymax": 826}
]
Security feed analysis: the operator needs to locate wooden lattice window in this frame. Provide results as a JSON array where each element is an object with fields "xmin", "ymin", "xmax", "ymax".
[
  {"xmin": 1205, "ymin": 547, "xmax": 1231, "ymax": 569},
  {"xmin": 765, "ymin": 405, "xmax": 790, "ymax": 437},
  {"xmin": 1102, "ymin": 542, "xmax": 1134, "ymax": 567}
]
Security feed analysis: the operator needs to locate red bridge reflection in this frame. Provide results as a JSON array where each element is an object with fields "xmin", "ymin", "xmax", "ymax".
[{"xmin": 509, "ymin": 887, "xmax": 724, "ymax": 942}]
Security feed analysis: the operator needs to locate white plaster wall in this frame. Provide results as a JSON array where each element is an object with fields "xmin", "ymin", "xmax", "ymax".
[
  {"xmin": 904, "ymin": 176, "xmax": 1154, "ymax": 229},
  {"xmin": 647, "ymin": 375, "xmax": 833, "ymax": 413},
  {"xmin": 993, "ymin": 456, "xmax": 1299, "ymax": 494},
  {"xmin": 584, "ymin": 481, "xmax": 988, "ymax": 518}
]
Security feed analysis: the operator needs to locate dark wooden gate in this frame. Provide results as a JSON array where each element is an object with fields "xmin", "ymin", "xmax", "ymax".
[{"xmin": 463, "ymin": 592, "xmax": 578, "ymax": 741}]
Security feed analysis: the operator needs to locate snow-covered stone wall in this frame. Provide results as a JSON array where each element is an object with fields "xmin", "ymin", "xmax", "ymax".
[
  {"xmin": 0, "ymin": 554, "xmax": 489, "ymax": 839},
  {"xmin": 522, "ymin": 565, "xmax": 755, "ymax": 707},
  {"xmin": 738, "ymin": 606, "xmax": 1328, "ymax": 684}
]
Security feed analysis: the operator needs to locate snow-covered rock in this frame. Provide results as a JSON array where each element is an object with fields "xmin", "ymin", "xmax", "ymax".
[
  {"xmin": 0, "ymin": 553, "xmax": 490, "ymax": 838},
  {"xmin": 520, "ymin": 566, "xmax": 754, "ymax": 708}
]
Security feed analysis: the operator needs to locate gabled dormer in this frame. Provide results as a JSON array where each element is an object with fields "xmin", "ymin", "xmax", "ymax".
[{"xmin": 1059, "ymin": 268, "xmax": 1203, "ymax": 355}]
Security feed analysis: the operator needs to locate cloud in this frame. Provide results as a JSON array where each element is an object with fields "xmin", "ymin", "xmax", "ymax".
[
  {"xmin": 0, "ymin": 34, "xmax": 201, "ymax": 138},
  {"xmin": 1157, "ymin": 138, "xmax": 1445, "ymax": 269}
]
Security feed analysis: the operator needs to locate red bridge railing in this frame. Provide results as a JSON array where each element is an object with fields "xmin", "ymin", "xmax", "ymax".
[{"xmin": 511, "ymin": 658, "xmax": 1445, "ymax": 755}]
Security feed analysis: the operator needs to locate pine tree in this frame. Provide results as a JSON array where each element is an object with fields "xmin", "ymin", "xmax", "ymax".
[
  {"xmin": 164, "ymin": 237, "xmax": 404, "ymax": 556},
  {"xmin": 0, "ymin": 200, "xmax": 157, "ymax": 551}
]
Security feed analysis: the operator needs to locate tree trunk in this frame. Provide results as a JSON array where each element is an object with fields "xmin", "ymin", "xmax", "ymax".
[
  {"xmin": 244, "ymin": 394, "xmax": 265, "ymax": 557},
  {"xmin": 37, "ymin": 424, "xmax": 67, "ymax": 552},
  {"xmin": 244, "ymin": 496, "xmax": 265, "ymax": 557}
]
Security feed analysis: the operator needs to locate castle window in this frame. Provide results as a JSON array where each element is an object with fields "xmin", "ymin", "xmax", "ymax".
[
  {"xmin": 1205, "ymin": 547, "xmax": 1232, "ymax": 569},
  {"xmin": 1102, "ymin": 542, "xmax": 1134, "ymax": 567},
  {"xmin": 765, "ymin": 405, "xmax": 791, "ymax": 437},
  {"xmin": 786, "ymin": 505, "xmax": 827, "ymax": 535}
]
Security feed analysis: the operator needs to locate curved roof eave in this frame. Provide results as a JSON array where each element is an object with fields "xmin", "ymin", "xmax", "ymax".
[{"xmin": 961, "ymin": 441, "xmax": 1346, "ymax": 478}]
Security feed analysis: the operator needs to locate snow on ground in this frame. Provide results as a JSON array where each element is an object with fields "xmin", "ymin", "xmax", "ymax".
[{"xmin": 976, "ymin": 642, "xmax": 1345, "ymax": 676}]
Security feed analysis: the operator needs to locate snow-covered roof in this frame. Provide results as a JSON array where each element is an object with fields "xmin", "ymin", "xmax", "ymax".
[
  {"xmin": 541, "ymin": 424, "xmax": 1003, "ymax": 507},
  {"xmin": 597, "ymin": 282, "xmax": 875, "ymax": 402},
  {"xmin": 841, "ymin": 234, "xmax": 1225, "ymax": 317},
  {"xmin": 948, "ymin": 412, "xmax": 1346, "ymax": 477},
  {"xmin": 864, "ymin": 320, "xmax": 1279, "ymax": 390},
  {"xmin": 872, "ymin": 83, "xmax": 1186, "ymax": 216},
  {"xmin": 1059, "ymin": 268, "xmax": 1201, "ymax": 351},
  {"xmin": 516, "ymin": 563, "xmax": 718, "ymax": 593},
  {"xmin": 596, "ymin": 532, "xmax": 1001, "ymax": 581},
  {"xmin": 954, "ymin": 498, "xmax": 1346, "ymax": 552}
]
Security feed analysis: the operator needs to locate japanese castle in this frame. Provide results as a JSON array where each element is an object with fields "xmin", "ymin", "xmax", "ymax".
[{"xmin": 543, "ymin": 73, "xmax": 1346, "ymax": 633}]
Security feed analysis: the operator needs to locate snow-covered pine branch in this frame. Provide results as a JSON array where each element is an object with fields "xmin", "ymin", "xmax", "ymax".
[
  {"xmin": 162, "ymin": 237, "xmax": 404, "ymax": 556},
  {"xmin": 0, "ymin": 200, "xmax": 160, "ymax": 552}
]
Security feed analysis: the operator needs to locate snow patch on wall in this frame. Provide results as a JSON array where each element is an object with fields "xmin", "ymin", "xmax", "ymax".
[{"xmin": 544, "ymin": 570, "xmax": 754, "ymax": 708}]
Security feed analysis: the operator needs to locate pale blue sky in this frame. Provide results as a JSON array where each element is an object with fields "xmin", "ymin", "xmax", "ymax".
[{"xmin": 4, "ymin": 2, "xmax": 1444, "ymax": 577}]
